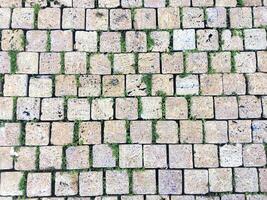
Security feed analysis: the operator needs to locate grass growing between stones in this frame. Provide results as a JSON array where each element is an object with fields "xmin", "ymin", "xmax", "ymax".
[
  {"xmin": 152, "ymin": 120, "xmax": 159, "ymax": 143},
  {"xmin": 73, "ymin": 120, "xmax": 81, "ymax": 146},
  {"xmin": 19, "ymin": 172, "xmax": 27, "ymax": 198},
  {"xmin": 20, "ymin": 34, "xmax": 27, "ymax": 49},
  {"xmin": 120, "ymin": 31, "xmax": 126, "ymax": 52},
  {"xmin": 208, "ymin": 53, "xmax": 216, "ymax": 74},
  {"xmin": 109, "ymin": 144, "xmax": 119, "ymax": 165},
  {"xmin": 12, "ymin": 96, "xmax": 18, "ymax": 121},
  {"xmin": 46, "ymin": 30, "xmax": 51, "ymax": 52},
  {"xmin": 35, "ymin": 146, "xmax": 40, "ymax": 170},
  {"xmin": 19, "ymin": 122, "xmax": 26, "ymax": 146},
  {"xmin": 125, "ymin": 120, "xmax": 132, "ymax": 144},
  {"xmin": 60, "ymin": 52, "xmax": 65, "ymax": 74},
  {"xmin": 127, "ymin": 169, "xmax": 133, "ymax": 194},
  {"xmin": 108, "ymin": 53, "xmax": 114, "ymax": 73},
  {"xmin": 146, "ymin": 31, "xmax": 155, "ymax": 51},
  {"xmin": 133, "ymin": 53, "xmax": 139, "ymax": 73},
  {"xmin": 237, "ymin": 0, "xmax": 244, "ymax": 6},
  {"xmin": 142, "ymin": 74, "xmax": 152, "ymax": 96},
  {"xmin": 157, "ymin": 91, "xmax": 167, "ymax": 119},
  {"xmin": 185, "ymin": 95, "xmax": 194, "ymax": 120},
  {"xmin": 86, "ymin": 53, "xmax": 91, "ymax": 73},
  {"xmin": 137, "ymin": 97, "xmax": 143, "ymax": 119},
  {"xmin": 33, "ymin": 4, "xmax": 41, "ymax": 29},
  {"xmin": 61, "ymin": 147, "xmax": 67, "ymax": 170},
  {"xmin": 231, "ymin": 51, "xmax": 238, "ymax": 73},
  {"xmin": 9, "ymin": 51, "xmax": 18, "ymax": 74}
]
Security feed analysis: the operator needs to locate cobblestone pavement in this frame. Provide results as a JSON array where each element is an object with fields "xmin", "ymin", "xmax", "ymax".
[{"xmin": 0, "ymin": 0, "xmax": 267, "ymax": 199}]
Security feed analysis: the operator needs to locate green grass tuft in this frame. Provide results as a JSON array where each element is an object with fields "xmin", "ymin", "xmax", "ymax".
[
  {"xmin": 109, "ymin": 144, "xmax": 119, "ymax": 164},
  {"xmin": 73, "ymin": 120, "xmax": 81, "ymax": 146},
  {"xmin": 179, "ymin": 71, "xmax": 192, "ymax": 78},
  {"xmin": 127, "ymin": 169, "xmax": 133, "ymax": 194},
  {"xmin": 202, "ymin": 119, "xmax": 206, "ymax": 143},
  {"xmin": 185, "ymin": 95, "xmax": 193, "ymax": 120},
  {"xmin": 208, "ymin": 53, "xmax": 216, "ymax": 74},
  {"xmin": 232, "ymin": 29, "xmax": 243, "ymax": 38},
  {"xmin": 20, "ymin": 34, "xmax": 27, "ymax": 49},
  {"xmin": 156, "ymin": 91, "xmax": 167, "ymax": 119},
  {"xmin": 60, "ymin": 52, "xmax": 65, "ymax": 74},
  {"xmin": 86, "ymin": 53, "xmax": 91, "ymax": 73},
  {"xmin": 75, "ymin": 74, "xmax": 81, "ymax": 87},
  {"xmin": 133, "ymin": 53, "xmax": 139, "ymax": 73},
  {"xmin": 19, "ymin": 172, "xmax": 27, "ymax": 197},
  {"xmin": 137, "ymin": 97, "xmax": 143, "ymax": 119},
  {"xmin": 125, "ymin": 120, "xmax": 132, "ymax": 144},
  {"xmin": 231, "ymin": 51, "xmax": 239, "ymax": 73},
  {"xmin": 142, "ymin": 74, "xmax": 152, "ymax": 96},
  {"xmin": 9, "ymin": 51, "xmax": 18, "ymax": 74},
  {"xmin": 35, "ymin": 146, "xmax": 40, "ymax": 170},
  {"xmin": 146, "ymin": 31, "xmax": 155, "ymax": 52},
  {"xmin": 46, "ymin": 30, "xmax": 51, "ymax": 52},
  {"xmin": 12, "ymin": 96, "xmax": 18, "ymax": 121},
  {"xmin": 33, "ymin": 4, "xmax": 41, "ymax": 29},
  {"xmin": 19, "ymin": 122, "xmax": 26, "ymax": 146},
  {"xmin": 62, "ymin": 145, "xmax": 67, "ymax": 169},
  {"xmin": 152, "ymin": 120, "xmax": 159, "ymax": 143},
  {"xmin": 237, "ymin": 0, "xmax": 244, "ymax": 6},
  {"xmin": 120, "ymin": 32, "xmax": 126, "ymax": 52}
]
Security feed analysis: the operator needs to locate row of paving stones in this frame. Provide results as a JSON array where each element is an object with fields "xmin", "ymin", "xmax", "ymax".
[
  {"xmin": 1, "ymin": 29, "xmax": 267, "ymax": 52},
  {"xmin": 1, "ymin": 95, "xmax": 267, "ymax": 120},
  {"xmin": 0, "ymin": 7, "xmax": 267, "ymax": 30},
  {"xmin": 1, "ymin": 143, "xmax": 266, "ymax": 169},
  {"xmin": 1, "ymin": 51, "xmax": 267, "ymax": 73},
  {"xmin": 1, "ymin": 73, "xmax": 267, "ymax": 96},
  {"xmin": 1, "ymin": 120, "xmax": 267, "ymax": 145},
  {"xmin": 1, "ymin": 195, "xmax": 267, "ymax": 200},
  {"xmin": 1, "ymin": 0, "xmax": 267, "ymax": 7},
  {"xmin": 0, "ymin": 168, "xmax": 267, "ymax": 197}
]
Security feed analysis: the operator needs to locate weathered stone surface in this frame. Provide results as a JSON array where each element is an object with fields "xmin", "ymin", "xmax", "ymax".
[{"xmin": 1, "ymin": 1, "xmax": 267, "ymax": 199}]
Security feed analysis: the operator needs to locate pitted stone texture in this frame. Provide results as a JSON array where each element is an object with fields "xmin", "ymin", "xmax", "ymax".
[
  {"xmin": 4, "ymin": 74, "xmax": 28, "ymax": 97},
  {"xmin": 41, "ymin": 98, "xmax": 64, "ymax": 121},
  {"xmin": 93, "ymin": 144, "xmax": 116, "ymax": 168},
  {"xmin": 67, "ymin": 98, "xmax": 91, "ymax": 121},
  {"xmin": 0, "ymin": 172, "xmax": 23, "ymax": 196},
  {"xmin": 15, "ymin": 147, "xmax": 36, "ymax": 170},
  {"xmin": 0, "ymin": 147, "xmax": 13, "ymax": 170},
  {"xmin": 0, "ymin": 123, "xmax": 20, "ymax": 146},
  {"xmin": 1, "ymin": 30, "xmax": 24, "ymax": 51},
  {"xmin": 25, "ymin": 122, "xmax": 50, "ymax": 146},
  {"xmin": 119, "ymin": 144, "xmax": 142, "ymax": 168},
  {"xmin": 159, "ymin": 170, "xmax": 182, "ymax": 194},
  {"xmin": 66, "ymin": 146, "xmax": 90, "ymax": 169},
  {"xmin": 16, "ymin": 97, "xmax": 40, "ymax": 121},
  {"xmin": 55, "ymin": 172, "xmax": 78, "ymax": 196},
  {"xmin": 79, "ymin": 171, "xmax": 103, "ymax": 196},
  {"xmin": 27, "ymin": 173, "xmax": 51, "ymax": 197},
  {"xmin": 184, "ymin": 170, "xmax": 208, "ymax": 194},
  {"xmin": 169, "ymin": 145, "xmax": 193, "ymax": 168},
  {"xmin": 0, "ymin": 52, "xmax": 10, "ymax": 73},
  {"xmin": 106, "ymin": 171, "xmax": 129, "ymax": 195},
  {"xmin": 220, "ymin": 144, "xmax": 243, "ymax": 167},
  {"xmin": 173, "ymin": 29, "xmax": 196, "ymax": 50},
  {"xmin": 0, "ymin": 98, "xmax": 14, "ymax": 120},
  {"xmin": 38, "ymin": 8, "xmax": 61, "ymax": 29},
  {"xmin": 180, "ymin": 120, "xmax": 203, "ymax": 144},
  {"xmin": 144, "ymin": 145, "xmax": 167, "ymax": 168},
  {"xmin": 234, "ymin": 168, "xmax": 259, "ymax": 193},
  {"xmin": 39, "ymin": 146, "xmax": 62, "ymax": 170},
  {"xmin": 176, "ymin": 75, "xmax": 199, "ymax": 95}
]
